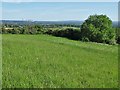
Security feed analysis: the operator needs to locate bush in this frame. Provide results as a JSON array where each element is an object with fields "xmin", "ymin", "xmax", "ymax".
[
  {"xmin": 46, "ymin": 28, "xmax": 81, "ymax": 40},
  {"xmin": 115, "ymin": 28, "xmax": 120, "ymax": 44},
  {"xmin": 82, "ymin": 37, "xmax": 89, "ymax": 42}
]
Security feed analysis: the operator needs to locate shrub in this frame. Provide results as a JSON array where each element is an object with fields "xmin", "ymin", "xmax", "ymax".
[
  {"xmin": 46, "ymin": 28, "xmax": 81, "ymax": 40},
  {"xmin": 82, "ymin": 37, "xmax": 89, "ymax": 42}
]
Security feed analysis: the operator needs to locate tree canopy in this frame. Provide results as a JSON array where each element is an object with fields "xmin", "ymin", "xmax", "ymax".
[{"xmin": 81, "ymin": 15, "xmax": 116, "ymax": 44}]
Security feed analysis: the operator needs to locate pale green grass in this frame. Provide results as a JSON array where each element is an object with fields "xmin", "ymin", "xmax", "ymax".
[{"xmin": 2, "ymin": 34, "xmax": 118, "ymax": 88}]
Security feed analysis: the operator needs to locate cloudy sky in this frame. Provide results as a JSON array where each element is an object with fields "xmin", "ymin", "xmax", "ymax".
[{"xmin": 1, "ymin": 1, "xmax": 118, "ymax": 21}]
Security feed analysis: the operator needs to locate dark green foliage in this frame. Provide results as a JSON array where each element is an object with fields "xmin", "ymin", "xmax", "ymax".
[
  {"xmin": 115, "ymin": 28, "xmax": 120, "ymax": 44},
  {"xmin": 46, "ymin": 28, "xmax": 81, "ymax": 40},
  {"xmin": 81, "ymin": 37, "xmax": 89, "ymax": 42},
  {"xmin": 11, "ymin": 28, "xmax": 20, "ymax": 34},
  {"xmin": 81, "ymin": 15, "xmax": 116, "ymax": 44},
  {"xmin": 117, "ymin": 35, "xmax": 120, "ymax": 44}
]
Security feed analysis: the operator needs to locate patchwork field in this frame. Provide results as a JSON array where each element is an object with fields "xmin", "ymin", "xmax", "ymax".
[{"xmin": 2, "ymin": 34, "xmax": 118, "ymax": 88}]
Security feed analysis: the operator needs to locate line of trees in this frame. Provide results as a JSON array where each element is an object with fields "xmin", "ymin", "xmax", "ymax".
[
  {"xmin": 1, "ymin": 15, "xmax": 120, "ymax": 45},
  {"xmin": 46, "ymin": 15, "xmax": 120, "ymax": 45}
]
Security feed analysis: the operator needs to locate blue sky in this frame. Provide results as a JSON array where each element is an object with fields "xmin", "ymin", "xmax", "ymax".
[{"xmin": 2, "ymin": 2, "xmax": 118, "ymax": 21}]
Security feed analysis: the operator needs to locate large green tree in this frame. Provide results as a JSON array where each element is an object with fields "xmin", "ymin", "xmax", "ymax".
[{"xmin": 81, "ymin": 15, "xmax": 116, "ymax": 44}]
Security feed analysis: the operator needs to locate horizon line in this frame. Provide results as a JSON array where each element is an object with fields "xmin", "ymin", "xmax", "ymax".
[{"xmin": 1, "ymin": 19, "xmax": 118, "ymax": 22}]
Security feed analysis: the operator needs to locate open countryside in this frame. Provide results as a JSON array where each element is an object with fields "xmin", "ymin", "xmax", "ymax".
[{"xmin": 1, "ymin": 2, "xmax": 119, "ymax": 88}]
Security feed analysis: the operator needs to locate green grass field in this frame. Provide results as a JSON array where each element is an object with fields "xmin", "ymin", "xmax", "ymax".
[{"xmin": 2, "ymin": 34, "xmax": 118, "ymax": 88}]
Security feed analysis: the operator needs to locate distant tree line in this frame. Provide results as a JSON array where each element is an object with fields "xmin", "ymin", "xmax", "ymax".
[
  {"xmin": 46, "ymin": 15, "xmax": 120, "ymax": 45},
  {"xmin": 1, "ymin": 15, "xmax": 120, "ymax": 45}
]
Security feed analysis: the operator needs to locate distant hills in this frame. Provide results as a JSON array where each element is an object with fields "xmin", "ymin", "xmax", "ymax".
[
  {"xmin": 1, "ymin": 20, "xmax": 83, "ymax": 25},
  {"xmin": 0, "ymin": 20, "xmax": 119, "ymax": 27}
]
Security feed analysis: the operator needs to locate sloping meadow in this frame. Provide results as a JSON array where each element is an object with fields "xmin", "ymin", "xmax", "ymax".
[{"xmin": 2, "ymin": 34, "xmax": 118, "ymax": 88}]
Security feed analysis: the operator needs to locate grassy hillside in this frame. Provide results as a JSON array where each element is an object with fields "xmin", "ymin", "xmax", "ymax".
[{"xmin": 2, "ymin": 34, "xmax": 118, "ymax": 88}]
